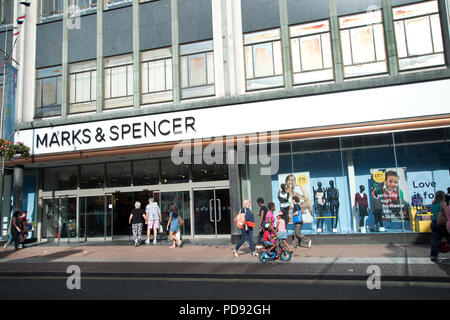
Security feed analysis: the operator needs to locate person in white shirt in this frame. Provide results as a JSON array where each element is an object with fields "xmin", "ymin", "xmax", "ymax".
[{"xmin": 145, "ymin": 197, "xmax": 162, "ymax": 245}]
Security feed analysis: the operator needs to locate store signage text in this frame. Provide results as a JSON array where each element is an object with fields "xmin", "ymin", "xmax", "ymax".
[{"xmin": 35, "ymin": 117, "xmax": 196, "ymax": 149}]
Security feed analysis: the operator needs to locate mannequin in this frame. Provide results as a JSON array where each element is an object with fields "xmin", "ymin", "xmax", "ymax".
[
  {"xmin": 355, "ymin": 185, "xmax": 368, "ymax": 233},
  {"xmin": 313, "ymin": 182, "xmax": 327, "ymax": 233},
  {"xmin": 327, "ymin": 180, "xmax": 339, "ymax": 232},
  {"xmin": 278, "ymin": 183, "xmax": 290, "ymax": 211}
]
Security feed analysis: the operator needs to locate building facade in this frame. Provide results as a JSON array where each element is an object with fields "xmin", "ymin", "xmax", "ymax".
[{"xmin": 0, "ymin": 0, "xmax": 449, "ymax": 242}]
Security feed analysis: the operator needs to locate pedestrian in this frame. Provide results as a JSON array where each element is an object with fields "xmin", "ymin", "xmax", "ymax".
[
  {"xmin": 145, "ymin": 197, "xmax": 162, "ymax": 245},
  {"xmin": 256, "ymin": 198, "xmax": 268, "ymax": 246},
  {"xmin": 430, "ymin": 191, "xmax": 449, "ymax": 261},
  {"xmin": 276, "ymin": 210, "xmax": 293, "ymax": 253},
  {"xmin": 265, "ymin": 202, "xmax": 276, "ymax": 231},
  {"xmin": 19, "ymin": 210, "xmax": 29, "ymax": 248},
  {"xmin": 128, "ymin": 201, "xmax": 146, "ymax": 247},
  {"xmin": 167, "ymin": 205, "xmax": 183, "ymax": 248},
  {"xmin": 233, "ymin": 199, "xmax": 257, "ymax": 258},
  {"xmin": 292, "ymin": 196, "xmax": 312, "ymax": 249},
  {"xmin": 9, "ymin": 211, "xmax": 22, "ymax": 250}
]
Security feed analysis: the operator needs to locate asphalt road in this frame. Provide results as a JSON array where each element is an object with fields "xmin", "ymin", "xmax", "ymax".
[{"xmin": 1, "ymin": 272, "xmax": 450, "ymax": 300}]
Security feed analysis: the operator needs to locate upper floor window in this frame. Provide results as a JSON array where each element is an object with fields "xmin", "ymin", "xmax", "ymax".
[
  {"xmin": 244, "ymin": 28, "xmax": 283, "ymax": 91},
  {"xmin": 70, "ymin": 0, "xmax": 97, "ymax": 12},
  {"xmin": 69, "ymin": 60, "xmax": 97, "ymax": 114},
  {"xmin": 0, "ymin": 0, "xmax": 13, "ymax": 26},
  {"xmin": 393, "ymin": 0, "xmax": 445, "ymax": 71},
  {"xmin": 104, "ymin": 0, "xmax": 132, "ymax": 9},
  {"xmin": 39, "ymin": 0, "xmax": 63, "ymax": 22},
  {"xmin": 339, "ymin": 10, "xmax": 387, "ymax": 78},
  {"xmin": 180, "ymin": 40, "xmax": 215, "ymax": 99},
  {"xmin": 104, "ymin": 54, "xmax": 133, "ymax": 109},
  {"xmin": 290, "ymin": 20, "xmax": 334, "ymax": 85},
  {"xmin": 36, "ymin": 66, "xmax": 62, "ymax": 118},
  {"xmin": 141, "ymin": 47, "xmax": 173, "ymax": 105}
]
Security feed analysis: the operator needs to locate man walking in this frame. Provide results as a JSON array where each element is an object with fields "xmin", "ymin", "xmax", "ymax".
[{"xmin": 145, "ymin": 197, "xmax": 162, "ymax": 245}]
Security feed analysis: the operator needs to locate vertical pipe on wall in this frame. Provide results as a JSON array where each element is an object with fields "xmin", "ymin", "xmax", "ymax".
[
  {"xmin": 328, "ymin": 0, "xmax": 344, "ymax": 83},
  {"xmin": 61, "ymin": 2, "xmax": 69, "ymax": 118},
  {"xmin": 97, "ymin": 0, "xmax": 104, "ymax": 113},
  {"xmin": 171, "ymin": 0, "xmax": 180, "ymax": 104},
  {"xmin": 279, "ymin": 0, "xmax": 293, "ymax": 90},
  {"xmin": 133, "ymin": 0, "xmax": 141, "ymax": 109},
  {"xmin": 382, "ymin": 0, "xmax": 399, "ymax": 77}
]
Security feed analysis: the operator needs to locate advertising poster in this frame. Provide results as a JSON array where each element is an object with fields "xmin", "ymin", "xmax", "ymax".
[
  {"xmin": 370, "ymin": 168, "xmax": 409, "ymax": 223},
  {"xmin": 276, "ymin": 172, "xmax": 313, "ymax": 223}
]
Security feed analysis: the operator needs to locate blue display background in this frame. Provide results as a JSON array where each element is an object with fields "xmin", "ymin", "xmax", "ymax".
[{"xmin": 272, "ymin": 143, "xmax": 450, "ymax": 234}]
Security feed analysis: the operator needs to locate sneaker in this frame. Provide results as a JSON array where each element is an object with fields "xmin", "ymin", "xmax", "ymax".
[
  {"xmin": 145, "ymin": 239, "xmax": 150, "ymax": 244},
  {"xmin": 332, "ymin": 228, "xmax": 337, "ymax": 233},
  {"xmin": 153, "ymin": 240, "xmax": 157, "ymax": 245},
  {"xmin": 317, "ymin": 228, "xmax": 322, "ymax": 233},
  {"xmin": 251, "ymin": 251, "xmax": 258, "ymax": 256},
  {"xmin": 308, "ymin": 240, "xmax": 312, "ymax": 249},
  {"xmin": 233, "ymin": 251, "xmax": 239, "ymax": 258},
  {"xmin": 379, "ymin": 227, "xmax": 385, "ymax": 232}
]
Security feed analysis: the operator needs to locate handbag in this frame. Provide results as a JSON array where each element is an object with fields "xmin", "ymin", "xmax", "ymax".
[
  {"xmin": 292, "ymin": 205, "xmax": 303, "ymax": 224},
  {"xmin": 178, "ymin": 216, "xmax": 184, "ymax": 227}
]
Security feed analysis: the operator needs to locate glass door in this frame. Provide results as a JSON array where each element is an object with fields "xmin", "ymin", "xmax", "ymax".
[
  {"xmin": 193, "ymin": 188, "xmax": 230, "ymax": 237},
  {"xmin": 79, "ymin": 196, "xmax": 107, "ymax": 239},
  {"xmin": 42, "ymin": 196, "xmax": 77, "ymax": 241}
]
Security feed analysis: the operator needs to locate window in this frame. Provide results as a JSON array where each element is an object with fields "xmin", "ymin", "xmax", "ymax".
[
  {"xmin": 180, "ymin": 40, "xmax": 215, "ymax": 99},
  {"xmin": 69, "ymin": 60, "xmax": 97, "ymax": 114},
  {"xmin": 393, "ymin": 0, "xmax": 445, "ymax": 71},
  {"xmin": 290, "ymin": 20, "xmax": 334, "ymax": 85},
  {"xmin": 39, "ymin": 0, "xmax": 64, "ymax": 22},
  {"xmin": 141, "ymin": 47, "xmax": 173, "ymax": 105},
  {"xmin": 80, "ymin": 163, "xmax": 104, "ymax": 189},
  {"xmin": 244, "ymin": 29, "xmax": 283, "ymax": 91},
  {"xmin": 107, "ymin": 161, "xmax": 132, "ymax": 187},
  {"xmin": 36, "ymin": 66, "xmax": 62, "ymax": 118},
  {"xmin": 0, "ymin": 0, "xmax": 13, "ymax": 25},
  {"xmin": 104, "ymin": 0, "xmax": 132, "ymax": 9},
  {"xmin": 104, "ymin": 54, "xmax": 133, "ymax": 109},
  {"xmin": 339, "ymin": 10, "xmax": 388, "ymax": 78},
  {"xmin": 69, "ymin": 0, "xmax": 97, "ymax": 11}
]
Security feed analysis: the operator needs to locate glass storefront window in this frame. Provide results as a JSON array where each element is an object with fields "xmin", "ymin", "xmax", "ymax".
[
  {"xmin": 133, "ymin": 159, "xmax": 159, "ymax": 186},
  {"xmin": 160, "ymin": 158, "xmax": 189, "ymax": 184},
  {"xmin": 80, "ymin": 164, "xmax": 105, "ymax": 189},
  {"xmin": 43, "ymin": 166, "xmax": 78, "ymax": 191},
  {"xmin": 107, "ymin": 162, "xmax": 132, "ymax": 187},
  {"xmin": 192, "ymin": 163, "xmax": 228, "ymax": 182}
]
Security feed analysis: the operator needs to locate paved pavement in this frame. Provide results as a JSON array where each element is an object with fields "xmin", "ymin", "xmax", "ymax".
[{"xmin": 1, "ymin": 239, "xmax": 449, "ymax": 281}]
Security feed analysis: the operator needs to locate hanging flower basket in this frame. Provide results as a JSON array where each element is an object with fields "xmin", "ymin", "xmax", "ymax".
[{"xmin": 0, "ymin": 139, "xmax": 31, "ymax": 161}]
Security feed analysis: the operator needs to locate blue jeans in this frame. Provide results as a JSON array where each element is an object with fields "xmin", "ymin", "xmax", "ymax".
[
  {"xmin": 235, "ymin": 228, "xmax": 255, "ymax": 253},
  {"xmin": 430, "ymin": 220, "xmax": 449, "ymax": 257}
]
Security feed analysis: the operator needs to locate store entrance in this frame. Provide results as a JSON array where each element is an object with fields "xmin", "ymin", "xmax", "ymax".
[
  {"xmin": 112, "ymin": 191, "xmax": 159, "ymax": 236},
  {"xmin": 193, "ymin": 188, "xmax": 231, "ymax": 237}
]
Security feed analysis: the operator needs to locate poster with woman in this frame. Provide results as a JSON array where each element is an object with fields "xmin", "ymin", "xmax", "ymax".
[
  {"xmin": 276, "ymin": 172, "xmax": 313, "ymax": 223},
  {"xmin": 370, "ymin": 168, "xmax": 409, "ymax": 223}
]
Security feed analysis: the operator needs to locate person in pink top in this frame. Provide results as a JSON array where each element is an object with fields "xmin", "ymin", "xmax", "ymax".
[
  {"xmin": 276, "ymin": 210, "xmax": 293, "ymax": 253},
  {"xmin": 265, "ymin": 202, "xmax": 276, "ymax": 231}
]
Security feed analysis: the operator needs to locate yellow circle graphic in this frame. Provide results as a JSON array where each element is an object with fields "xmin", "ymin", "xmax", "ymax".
[
  {"xmin": 372, "ymin": 171, "xmax": 386, "ymax": 183},
  {"xmin": 297, "ymin": 174, "xmax": 308, "ymax": 186}
]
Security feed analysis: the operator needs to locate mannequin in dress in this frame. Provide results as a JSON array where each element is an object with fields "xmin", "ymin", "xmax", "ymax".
[
  {"xmin": 355, "ymin": 185, "xmax": 369, "ymax": 233},
  {"xmin": 313, "ymin": 181, "xmax": 327, "ymax": 233},
  {"xmin": 327, "ymin": 180, "xmax": 339, "ymax": 232}
]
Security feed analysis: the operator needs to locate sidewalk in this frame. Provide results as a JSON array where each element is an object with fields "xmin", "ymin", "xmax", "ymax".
[{"xmin": 1, "ymin": 240, "xmax": 449, "ymax": 281}]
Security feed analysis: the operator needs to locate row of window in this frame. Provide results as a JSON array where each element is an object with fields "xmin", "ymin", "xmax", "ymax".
[
  {"xmin": 39, "ymin": 0, "xmax": 154, "ymax": 22},
  {"xmin": 35, "ymin": 1, "xmax": 446, "ymax": 117},
  {"xmin": 43, "ymin": 158, "xmax": 228, "ymax": 191}
]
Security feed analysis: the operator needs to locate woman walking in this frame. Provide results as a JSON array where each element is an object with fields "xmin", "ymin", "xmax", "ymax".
[
  {"xmin": 292, "ymin": 196, "xmax": 312, "ymax": 249},
  {"xmin": 129, "ymin": 202, "xmax": 146, "ymax": 247},
  {"xmin": 167, "ymin": 205, "xmax": 183, "ymax": 248},
  {"xmin": 10, "ymin": 211, "xmax": 22, "ymax": 250},
  {"xmin": 430, "ymin": 191, "xmax": 449, "ymax": 261},
  {"xmin": 233, "ymin": 199, "xmax": 257, "ymax": 258}
]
